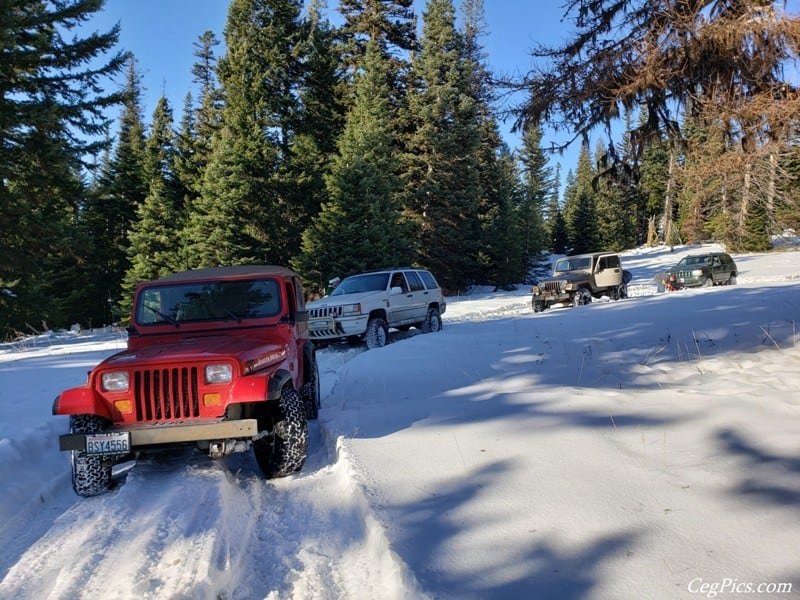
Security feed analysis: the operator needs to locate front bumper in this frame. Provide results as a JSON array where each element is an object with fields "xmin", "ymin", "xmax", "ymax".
[
  {"xmin": 59, "ymin": 418, "xmax": 258, "ymax": 452},
  {"xmin": 308, "ymin": 315, "xmax": 369, "ymax": 340}
]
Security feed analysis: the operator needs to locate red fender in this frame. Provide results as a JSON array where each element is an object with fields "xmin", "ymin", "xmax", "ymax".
[{"xmin": 52, "ymin": 386, "xmax": 113, "ymax": 421}]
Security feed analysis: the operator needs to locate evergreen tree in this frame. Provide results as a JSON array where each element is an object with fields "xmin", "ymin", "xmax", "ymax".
[
  {"xmin": 293, "ymin": 39, "xmax": 410, "ymax": 288},
  {"xmin": 0, "ymin": 0, "xmax": 125, "ymax": 335},
  {"xmin": 563, "ymin": 144, "xmax": 596, "ymax": 252},
  {"xmin": 122, "ymin": 95, "xmax": 183, "ymax": 313},
  {"xmin": 545, "ymin": 164, "xmax": 568, "ymax": 255},
  {"xmin": 403, "ymin": 0, "xmax": 481, "ymax": 291},
  {"xmin": 83, "ymin": 57, "xmax": 148, "ymax": 322},
  {"xmin": 183, "ymin": 0, "xmax": 306, "ymax": 267},
  {"xmin": 517, "ymin": 123, "xmax": 552, "ymax": 279},
  {"xmin": 594, "ymin": 138, "xmax": 636, "ymax": 251}
]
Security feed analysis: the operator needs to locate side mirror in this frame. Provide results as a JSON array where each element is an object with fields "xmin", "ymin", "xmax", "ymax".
[
  {"xmin": 295, "ymin": 309, "xmax": 309, "ymax": 323},
  {"xmin": 390, "ymin": 286, "xmax": 403, "ymax": 295}
]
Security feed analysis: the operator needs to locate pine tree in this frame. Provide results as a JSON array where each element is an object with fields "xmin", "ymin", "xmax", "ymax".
[
  {"xmin": 122, "ymin": 95, "xmax": 184, "ymax": 313},
  {"xmin": 403, "ymin": 0, "xmax": 481, "ymax": 291},
  {"xmin": 184, "ymin": 0, "xmax": 306, "ymax": 267},
  {"xmin": 517, "ymin": 123, "xmax": 552, "ymax": 279},
  {"xmin": 83, "ymin": 57, "xmax": 148, "ymax": 321},
  {"xmin": 293, "ymin": 39, "xmax": 410, "ymax": 288},
  {"xmin": 0, "ymin": 0, "xmax": 125, "ymax": 335}
]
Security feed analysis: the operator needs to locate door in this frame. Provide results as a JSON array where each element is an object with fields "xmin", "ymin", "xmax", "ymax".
[
  {"xmin": 593, "ymin": 255, "xmax": 623, "ymax": 289},
  {"xmin": 387, "ymin": 272, "xmax": 416, "ymax": 325},
  {"xmin": 403, "ymin": 270, "xmax": 428, "ymax": 321}
]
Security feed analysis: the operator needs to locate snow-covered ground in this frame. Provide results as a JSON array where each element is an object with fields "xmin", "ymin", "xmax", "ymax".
[{"xmin": 0, "ymin": 244, "xmax": 798, "ymax": 599}]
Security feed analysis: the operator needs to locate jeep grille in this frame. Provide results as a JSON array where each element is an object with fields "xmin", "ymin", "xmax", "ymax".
[
  {"xmin": 133, "ymin": 367, "xmax": 200, "ymax": 422},
  {"xmin": 310, "ymin": 306, "xmax": 343, "ymax": 318},
  {"xmin": 541, "ymin": 280, "xmax": 566, "ymax": 294}
]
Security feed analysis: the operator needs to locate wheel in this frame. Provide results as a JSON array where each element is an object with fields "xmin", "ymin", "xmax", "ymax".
[
  {"xmin": 619, "ymin": 284, "xmax": 628, "ymax": 299},
  {"xmin": 532, "ymin": 299, "xmax": 545, "ymax": 313},
  {"xmin": 728, "ymin": 274, "xmax": 737, "ymax": 285},
  {"xmin": 253, "ymin": 387, "xmax": 308, "ymax": 478},
  {"xmin": 365, "ymin": 317, "xmax": 389, "ymax": 349},
  {"xmin": 609, "ymin": 287, "xmax": 619, "ymax": 301},
  {"xmin": 572, "ymin": 288, "xmax": 592, "ymax": 307},
  {"xmin": 299, "ymin": 355, "xmax": 320, "ymax": 420},
  {"xmin": 421, "ymin": 307, "xmax": 442, "ymax": 333},
  {"xmin": 69, "ymin": 414, "xmax": 113, "ymax": 497}
]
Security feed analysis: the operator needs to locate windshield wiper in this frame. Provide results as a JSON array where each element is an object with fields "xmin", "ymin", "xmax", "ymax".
[{"xmin": 144, "ymin": 305, "xmax": 179, "ymax": 327}]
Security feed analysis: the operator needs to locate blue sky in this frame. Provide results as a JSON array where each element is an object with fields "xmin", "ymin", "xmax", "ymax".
[
  {"xmin": 89, "ymin": 0, "xmax": 575, "ymax": 173},
  {"xmin": 87, "ymin": 0, "xmax": 800, "ymax": 182}
]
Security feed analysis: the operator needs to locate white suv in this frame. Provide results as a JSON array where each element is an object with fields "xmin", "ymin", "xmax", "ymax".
[{"xmin": 307, "ymin": 268, "xmax": 446, "ymax": 349}]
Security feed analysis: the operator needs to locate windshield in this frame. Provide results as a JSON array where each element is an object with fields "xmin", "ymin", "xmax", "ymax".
[
  {"xmin": 554, "ymin": 257, "xmax": 592, "ymax": 273},
  {"xmin": 677, "ymin": 256, "xmax": 710, "ymax": 267},
  {"xmin": 330, "ymin": 273, "xmax": 390, "ymax": 296},
  {"xmin": 135, "ymin": 278, "xmax": 281, "ymax": 326}
]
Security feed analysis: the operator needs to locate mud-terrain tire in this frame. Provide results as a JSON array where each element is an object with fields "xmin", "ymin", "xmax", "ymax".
[
  {"xmin": 365, "ymin": 317, "xmax": 388, "ymax": 349},
  {"xmin": 421, "ymin": 307, "xmax": 442, "ymax": 333},
  {"xmin": 300, "ymin": 357, "xmax": 320, "ymax": 420},
  {"xmin": 253, "ymin": 387, "xmax": 308, "ymax": 478},
  {"xmin": 572, "ymin": 288, "xmax": 592, "ymax": 307},
  {"xmin": 532, "ymin": 299, "xmax": 545, "ymax": 313},
  {"xmin": 70, "ymin": 414, "xmax": 113, "ymax": 497}
]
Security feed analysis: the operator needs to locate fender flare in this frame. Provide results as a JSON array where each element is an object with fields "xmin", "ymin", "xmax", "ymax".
[{"xmin": 52, "ymin": 387, "xmax": 113, "ymax": 420}]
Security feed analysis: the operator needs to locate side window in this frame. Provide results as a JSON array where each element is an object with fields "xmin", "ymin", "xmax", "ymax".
[
  {"xmin": 390, "ymin": 272, "xmax": 408, "ymax": 292},
  {"xmin": 404, "ymin": 271, "xmax": 425, "ymax": 292},
  {"xmin": 418, "ymin": 270, "xmax": 440, "ymax": 290},
  {"xmin": 599, "ymin": 255, "xmax": 620, "ymax": 270}
]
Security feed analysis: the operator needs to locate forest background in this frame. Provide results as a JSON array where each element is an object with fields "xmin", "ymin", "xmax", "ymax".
[{"xmin": 2, "ymin": 0, "xmax": 799, "ymax": 338}]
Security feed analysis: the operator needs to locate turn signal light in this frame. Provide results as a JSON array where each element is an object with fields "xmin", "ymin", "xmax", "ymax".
[
  {"xmin": 114, "ymin": 399, "xmax": 132, "ymax": 413},
  {"xmin": 203, "ymin": 393, "xmax": 221, "ymax": 406}
]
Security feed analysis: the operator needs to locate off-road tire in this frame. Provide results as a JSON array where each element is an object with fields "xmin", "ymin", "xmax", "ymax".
[
  {"xmin": 365, "ymin": 317, "xmax": 389, "ymax": 349},
  {"xmin": 253, "ymin": 387, "xmax": 308, "ymax": 478},
  {"xmin": 532, "ymin": 299, "xmax": 545, "ymax": 313},
  {"xmin": 728, "ymin": 274, "xmax": 737, "ymax": 285},
  {"xmin": 421, "ymin": 307, "xmax": 442, "ymax": 333},
  {"xmin": 572, "ymin": 288, "xmax": 592, "ymax": 307},
  {"xmin": 300, "ymin": 357, "xmax": 320, "ymax": 420},
  {"xmin": 70, "ymin": 414, "xmax": 113, "ymax": 497}
]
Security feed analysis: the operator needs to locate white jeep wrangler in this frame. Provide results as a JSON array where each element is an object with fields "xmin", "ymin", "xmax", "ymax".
[{"xmin": 307, "ymin": 268, "xmax": 446, "ymax": 349}]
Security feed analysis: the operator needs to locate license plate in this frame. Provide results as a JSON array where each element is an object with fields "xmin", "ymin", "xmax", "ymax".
[
  {"xmin": 309, "ymin": 318, "xmax": 334, "ymax": 331},
  {"xmin": 85, "ymin": 432, "xmax": 130, "ymax": 455}
]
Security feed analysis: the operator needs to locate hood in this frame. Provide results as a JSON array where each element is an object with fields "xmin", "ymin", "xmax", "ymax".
[
  {"xmin": 308, "ymin": 290, "xmax": 385, "ymax": 308},
  {"xmin": 544, "ymin": 272, "xmax": 589, "ymax": 284},
  {"xmin": 100, "ymin": 335, "xmax": 287, "ymax": 371}
]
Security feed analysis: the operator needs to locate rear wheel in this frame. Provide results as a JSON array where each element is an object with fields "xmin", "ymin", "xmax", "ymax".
[
  {"xmin": 728, "ymin": 274, "xmax": 737, "ymax": 285},
  {"xmin": 421, "ymin": 307, "xmax": 442, "ymax": 333},
  {"xmin": 70, "ymin": 414, "xmax": 113, "ymax": 497},
  {"xmin": 365, "ymin": 317, "xmax": 389, "ymax": 349},
  {"xmin": 253, "ymin": 387, "xmax": 308, "ymax": 478}
]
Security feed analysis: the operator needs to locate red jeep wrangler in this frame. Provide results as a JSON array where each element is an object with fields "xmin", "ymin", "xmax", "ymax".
[{"xmin": 53, "ymin": 266, "xmax": 320, "ymax": 497}]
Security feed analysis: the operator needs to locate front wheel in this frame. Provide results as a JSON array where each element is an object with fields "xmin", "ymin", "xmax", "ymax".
[
  {"xmin": 365, "ymin": 317, "xmax": 389, "ymax": 349},
  {"xmin": 572, "ymin": 288, "xmax": 592, "ymax": 307},
  {"xmin": 70, "ymin": 414, "xmax": 113, "ymax": 497},
  {"xmin": 253, "ymin": 387, "xmax": 308, "ymax": 479},
  {"xmin": 300, "ymin": 356, "xmax": 320, "ymax": 420},
  {"xmin": 532, "ymin": 299, "xmax": 545, "ymax": 313},
  {"xmin": 421, "ymin": 307, "xmax": 442, "ymax": 333}
]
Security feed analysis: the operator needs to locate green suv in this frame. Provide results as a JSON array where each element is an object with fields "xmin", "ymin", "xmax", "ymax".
[{"xmin": 667, "ymin": 252, "xmax": 738, "ymax": 288}]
